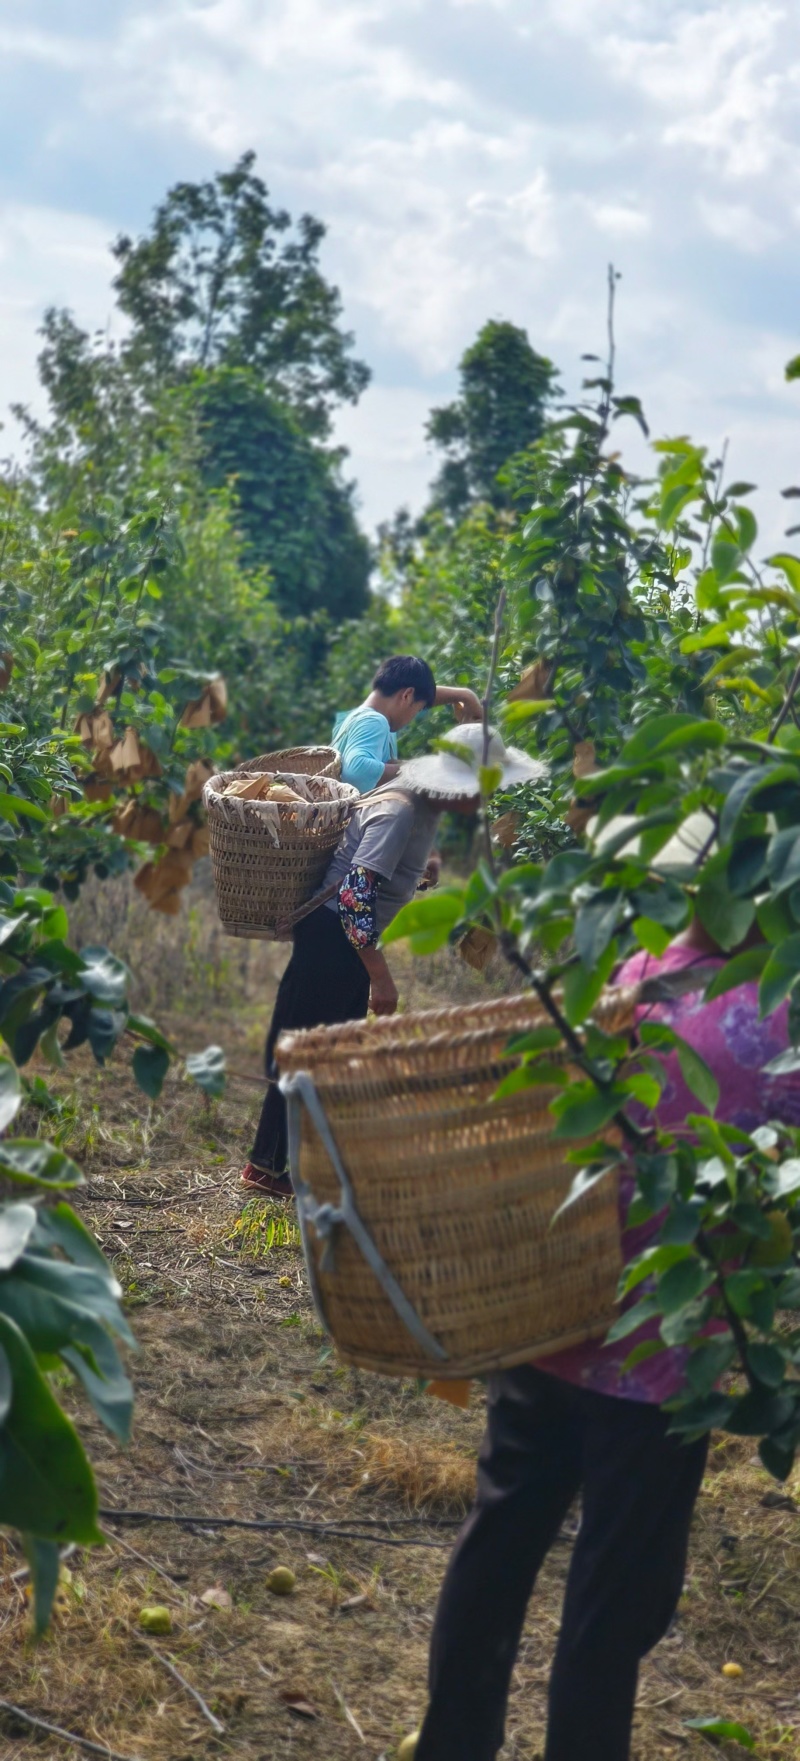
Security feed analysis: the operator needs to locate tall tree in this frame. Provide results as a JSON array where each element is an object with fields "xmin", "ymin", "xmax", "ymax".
[
  {"xmin": 18, "ymin": 155, "xmax": 373, "ymax": 623},
  {"xmin": 111, "ymin": 152, "xmax": 369, "ymax": 440},
  {"xmin": 426, "ymin": 320, "xmax": 556, "ymax": 520},
  {"xmin": 197, "ymin": 370, "xmax": 370, "ymax": 618}
]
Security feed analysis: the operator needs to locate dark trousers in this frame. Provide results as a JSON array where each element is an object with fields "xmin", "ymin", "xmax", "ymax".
[
  {"xmin": 416, "ymin": 1365, "xmax": 708, "ymax": 1761},
  {"xmin": 251, "ymin": 907, "xmax": 371, "ymax": 1174}
]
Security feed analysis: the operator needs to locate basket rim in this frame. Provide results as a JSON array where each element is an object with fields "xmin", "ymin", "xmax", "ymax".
[{"xmin": 276, "ymin": 983, "xmax": 639, "ymax": 1072}]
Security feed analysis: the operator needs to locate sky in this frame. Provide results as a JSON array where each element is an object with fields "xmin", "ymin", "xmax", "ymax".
[{"xmin": 1, "ymin": 0, "xmax": 799, "ymax": 549}]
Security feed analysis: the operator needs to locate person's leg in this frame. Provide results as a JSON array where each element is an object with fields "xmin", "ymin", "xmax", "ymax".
[
  {"xmin": 545, "ymin": 1391, "xmax": 708, "ymax": 1761},
  {"xmin": 415, "ymin": 1367, "xmax": 583, "ymax": 1761},
  {"xmin": 249, "ymin": 910, "xmax": 370, "ymax": 1176}
]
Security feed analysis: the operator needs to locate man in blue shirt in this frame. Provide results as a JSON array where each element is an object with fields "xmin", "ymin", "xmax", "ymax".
[{"xmin": 332, "ymin": 656, "xmax": 483, "ymax": 795}]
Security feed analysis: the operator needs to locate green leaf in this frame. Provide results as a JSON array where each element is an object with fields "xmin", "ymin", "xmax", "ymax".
[
  {"xmin": 759, "ymin": 935, "xmax": 800, "ymax": 1016},
  {"xmin": 711, "ymin": 535, "xmax": 742, "ymax": 583},
  {"xmin": 606, "ymin": 1294, "xmax": 661, "ymax": 1342},
  {"xmin": 0, "ymin": 913, "xmax": 25, "ymax": 951},
  {"xmin": 657, "ymin": 1257, "xmax": 715, "ymax": 1316},
  {"xmin": 620, "ymin": 1243, "xmax": 692, "ymax": 1296},
  {"xmin": 380, "ymin": 888, "xmax": 465, "ymax": 947},
  {"xmin": 0, "ymin": 1140, "xmax": 83, "ymax": 1189},
  {"xmin": 23, "ymin": 1535, "xmax": 61, "ymax": 1635},
  {"xmin": 620, "ymin": 714, "xmax": 725, "ymax": 764},
  {"xmin": 611, "ymin": 394, "xmax": 649, "ymax": 437},
  {"xmin": 632, "ymin": 916, "xmax": 671, "ymax": 957},
  {"xmin": 771, "ymin": 1158, "xmax": 800, "ymax": 1198},
  {"xmin": 550, "ymin": 1082, "xmax": 622, "ymax": 1140},
  {"xmin": 684, "ymin": 1718, "xmax": 754, "ymax": 1750},
  {"xmin": 0, "ymin": 1203, "xmax": 37, "ymax": 1271},
  {"xmin": 42, "ymin": 905, "xmax": 69, "ymax": 941},
  {"xmin": 35, "ymin": 1202, "xmax": 119, "ymax": 1278},
  {"xmin": 686, "ymin": 1338, "xmax": 736, "ymax": 1396},
  {"xmin": 769, "ymin": 552, "xmax": 800, "ymax": 593},
  {"xmin": 668, "ymin": 1392, "xmax": 735, "ymax": 1434},
  {"xmin": 133, "ymin": 1043, "xmax": 169, "ymax": 1100},
  {"xmin": 0, "ymin": 793, "xmax": 48, "ymax": 825},
  {"xmin": 479, "ymin": 764, "xmax": 503, "ymax": 796},
  {"xmin": 562, "ymin": 939, "xmax": 616, "ymax": 1027},
  {"xmin": 618, "ymin": 1070, "xmax": 662, "ymax": 1109},
  {"xmin": 0, "ymin": 1312, "xmax": 102, "ymax": 1544},
  {"xmin": 493, "ymin": 1063, "xmax": 568, "ymax": 1101},
  {"xmin": 747, "ymin": 1342, "xmax": 786, "ymax": 1388},
  {"xmin": 504, "ymin": 1026, "xmax": 564, "ymax": 1056},
  {"xmin": 127, "ymin": 1014, "xmax": 176, "ymax": 1055},
  {"xmin": 638, "ymin": 1023, "xmax": 719, "ymax": 1113},
  {"xmin": 696, "ymin": 861, "xmax": 755, "ymax": 952},
  {"xmin": 552, "ymin": 1160, "xmax": 619, "ymax": 1221},
  {"xmin": 0, "ymin": 1056, "xmax": 22, "ymax": 1131},
  {"xmin": 719, "ymin": 762, "xmax": 799, "ymax": 845},
  {"xmin": 502, "ymin": 700, "xmax": 554, "ymax": 729},
  {"xmin": 574, "ymin": 894, "xmax": 620, "ymax": 967},
  {"xmin": 77, "ymin": 946, "xmax": 130, "ymax": 1007},
  {"xmin": 185, "ymin": 1044, "xmax": 225, "ymax": 1098},
  {"xmin": 785, "ymin": 355, "xmax": 800, "ymax": 382},
  {"xmin": 704, "ymin": 945, "xmax": 768, "ymax": 1000},
  {"xmin": 759, "ymin": 1435, "xmax": 795, "ymax": 1481}
]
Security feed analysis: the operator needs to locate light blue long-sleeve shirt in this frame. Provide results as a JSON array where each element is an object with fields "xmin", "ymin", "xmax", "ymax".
[{"xmin": 331, "ymin": 707, "xmax": 398, "ymax": 794}]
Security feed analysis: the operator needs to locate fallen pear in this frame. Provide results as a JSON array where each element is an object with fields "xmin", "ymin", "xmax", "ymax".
[
  {"xmin": 398, "ymin": 1734, "xmax": 419, "ymax": 1759},
  {"xmin": 267, "ymin": 1566, "xmax": 296, "ymax": 1596},
  {"xmin": 721, "ymin": 1661, "xmax": 743, "ymax": 1678},
  {"xmin": 139, "ymin": 1605, "xmax": 172, "ymax": 1634}
]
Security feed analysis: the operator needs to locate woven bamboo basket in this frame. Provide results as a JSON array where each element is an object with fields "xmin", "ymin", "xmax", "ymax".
[
  {"xmin": 276, "ymin": 988, "xmax": 637, "ymax": 1378},
  {"xmin": 204, "ymin": 770, "xmax": 358, "ymax": 940},
  {"xmin": 236, "ymin": 745, "xmax": 341, "ymax": 779}
]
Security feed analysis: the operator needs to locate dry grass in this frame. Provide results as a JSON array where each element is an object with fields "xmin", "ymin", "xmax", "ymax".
[{"xmin": 1, "ymin": 886, "xmax": 799, "ymax": 1758}]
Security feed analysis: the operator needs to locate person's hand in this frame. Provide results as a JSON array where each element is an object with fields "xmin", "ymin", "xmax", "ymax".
[
  {"xmin": 275, "ymin": 915, "xmax": 294, "ymax": 941},
  {"xmin": 418, "ymin": 852, "xmax": 442, "ymax": 891},
  {"xmin": 370, "ymin": 969, "xmax": 399, "ymax": 1016}
]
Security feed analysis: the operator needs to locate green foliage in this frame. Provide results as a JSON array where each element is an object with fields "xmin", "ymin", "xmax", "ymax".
[
  {"xmin": 111, "ymin": 151, "xmax": 369, "ymax": 437},
  {"xmin": 195, "ymin": 368, "xmax": 370, "ymax": 619},
  {"xmin": 0, "ymin": 1056, "xmax": 132, "ymax": 1626},
  {"xmin": 381, "ymin": 281, "xmax": 800, "ymax": 1478},
  {"xmin": 427, "ymin": 320, "xmax": 556, "ymax": 521}
]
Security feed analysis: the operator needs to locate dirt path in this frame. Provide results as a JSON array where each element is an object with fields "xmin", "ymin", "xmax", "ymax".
[{"xmin": 1, "ymin": 971, "xmax": 799, "ymax": 1760}]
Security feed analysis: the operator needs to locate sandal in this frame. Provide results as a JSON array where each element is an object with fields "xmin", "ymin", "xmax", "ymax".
[{"xmin": 240, "ymin": 1162, "xmax": 293, "ymax": 1200}]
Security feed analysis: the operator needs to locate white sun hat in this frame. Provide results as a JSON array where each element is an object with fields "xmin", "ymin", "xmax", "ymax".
[
  {"xmin": 586, "ymin": 809, "xmax": 717, "ymax": 871},
  {"xmin": 398, "ymin": 722, "xmax": 547, "ymax": 801}
]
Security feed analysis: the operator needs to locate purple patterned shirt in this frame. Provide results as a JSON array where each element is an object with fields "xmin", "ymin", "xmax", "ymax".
[{"xmin": 535, "ymin": 943, "xmax": 800, "ymax": 1404}]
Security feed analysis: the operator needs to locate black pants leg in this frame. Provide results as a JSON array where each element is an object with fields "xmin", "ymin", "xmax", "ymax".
[
  {"xmin": 415, "ymin": 1366, "xmax": 707, "ymax": 1761},
  {"xmin": 545, "ymin": 1382, "xmax": 707, "ymax": 1761},
  {"xmin": 251, "ymin": 908, "xmax": 371, "ymax": 1174}
]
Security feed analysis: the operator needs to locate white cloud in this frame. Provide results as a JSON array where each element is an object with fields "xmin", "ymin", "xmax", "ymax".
[
  {"xmin": 0, "ymin": 203, "xmax": 120, "ymax": 450},
  {"xmin": 0, "ymin": 0, "xmax": 799, "ymax": 543}
]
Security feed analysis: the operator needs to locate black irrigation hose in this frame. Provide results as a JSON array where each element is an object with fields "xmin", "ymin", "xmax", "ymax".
[{"xmin": 99, "ymin": 1506, "xmax": 458, "ymax": 1549}]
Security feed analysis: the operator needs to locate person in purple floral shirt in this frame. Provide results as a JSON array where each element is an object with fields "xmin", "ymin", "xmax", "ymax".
[{"xmin": 414, "ymin": 917, "xmax": 800, "ymax": 1761}]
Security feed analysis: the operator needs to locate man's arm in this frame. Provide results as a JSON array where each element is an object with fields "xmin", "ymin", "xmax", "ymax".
[
  {"xmin": 434, "ymin": 684, "xmax": 483, "ymax": 722},
  {"xmin": 336, "ymin": 713, "xmax": 394, "ymax": 793}
]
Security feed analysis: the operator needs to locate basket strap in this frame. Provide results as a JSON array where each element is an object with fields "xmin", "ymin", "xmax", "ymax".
[
  {"xmin": 280, "ymin": 788, "xmax": 419, "ymax": 931},
  {"xmin": 281, "ymin": 1070, "xmax": 448, "ymax": 1364}
]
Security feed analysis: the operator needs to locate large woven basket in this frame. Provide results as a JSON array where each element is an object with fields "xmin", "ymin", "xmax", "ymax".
[
  {"xmin": 205, "ymin": 771, "xmax": 357, "ymax": 940},
  {"xmin": 236, "ymin": 745, "xmax": 341, "ymax": 779},
  {"xmin": 276, "ymin": 989, "xmax": 637, "ymax": 1379}
]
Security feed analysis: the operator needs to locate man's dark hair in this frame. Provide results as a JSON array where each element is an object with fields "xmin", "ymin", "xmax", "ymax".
[{"xmin": 372, "ymin": 655, "xmax": 436, "ymax": 707}]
